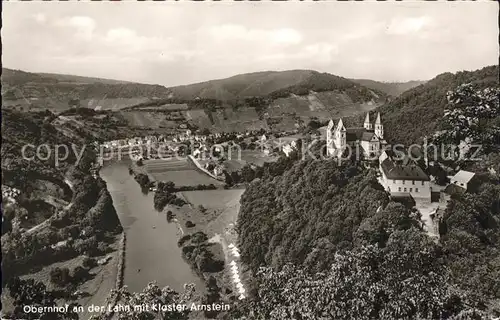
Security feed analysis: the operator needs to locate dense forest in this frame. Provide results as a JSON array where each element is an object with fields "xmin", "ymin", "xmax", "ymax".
[
  {"xmin": 237, "ymin": 126, "xmax": 500, "ymax": 318},
  {"xmin": 238, "ymin": 160, "xmax": 411, "ymax": 272}
]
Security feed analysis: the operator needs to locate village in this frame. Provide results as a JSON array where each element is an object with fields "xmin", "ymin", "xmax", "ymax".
[{"xmin": 95, "ymin": 111, "xmax": 494, "ymax": 243}]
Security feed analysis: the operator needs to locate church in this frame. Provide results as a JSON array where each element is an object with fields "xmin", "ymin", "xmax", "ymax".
[{"xmin": 326, "ymin": 112, "xmax": 387, "ymax": 158}]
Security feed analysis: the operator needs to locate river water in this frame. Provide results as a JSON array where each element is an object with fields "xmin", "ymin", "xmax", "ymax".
[{"xmin": 100, "ymin": 160, "xmax": 204, "ymax": 293}]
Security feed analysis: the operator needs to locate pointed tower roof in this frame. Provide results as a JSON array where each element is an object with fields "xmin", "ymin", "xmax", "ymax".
[
  {"xmin": 327, "ymin": 119, "xmax": 334, "ymax": 129},
  {"xmin": 375, "ymin": 112, "xmax": 381, "ymax": 124},
  {"xmin": 337, "ymin": 118, "xmax": 345, "ymax": 131},
  {"xmin": 364, "ymin": 112, "xmax": 370, "ymax": 124}
]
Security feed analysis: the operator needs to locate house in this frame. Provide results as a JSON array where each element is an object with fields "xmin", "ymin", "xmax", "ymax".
[
  {"xmin": 278, "ymin": 137, "xmax": 299, "ymax": 157},
  {"xmin": 326, "ymin": 112, "xmax": 387, "ymax": 158},
  {"xmin": 379, "ymin": 150, "xmax": 431, "ymax": 202},
  {"xmin": 450, "ymin": 170, "xmax": 476, "ymax": 191}
]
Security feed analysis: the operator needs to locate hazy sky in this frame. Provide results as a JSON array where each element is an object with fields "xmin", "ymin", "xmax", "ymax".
[{"xmin": 2, "ymin": 2, "xmax": 498, "ymax": 87}]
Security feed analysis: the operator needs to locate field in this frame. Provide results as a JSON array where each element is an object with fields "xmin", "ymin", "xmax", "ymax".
[
  {"xmin": 120, "ymin": 111, "xmax": 180, "ymax": 129},
  {"xmin": 175, "ymin": 189, "xmax": 245, "ymax": 238},
  {"xmin": 240, "ymin": 150, "xmax": 278, "ymax": 166},
  {"xmin": 144, "ymin": 158, "xmax": 222, "ymax": 186}
]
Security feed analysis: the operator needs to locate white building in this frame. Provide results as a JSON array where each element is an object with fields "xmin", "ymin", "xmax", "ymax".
[
  {"xmin": 450, "ymin": 170, "xmax": 476, "ymax": 191},
  {"xmin": 379, "ymin": 150, "xmax": 431, "ymax": 202},
  {"xmin": 326, "ymin": 112, "xmax": 386, "ymax": 158}
]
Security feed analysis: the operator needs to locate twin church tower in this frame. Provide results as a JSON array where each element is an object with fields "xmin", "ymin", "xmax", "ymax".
[{"xmin": 326, "ymin": 112, "xmax": 385, "ymax": 158}]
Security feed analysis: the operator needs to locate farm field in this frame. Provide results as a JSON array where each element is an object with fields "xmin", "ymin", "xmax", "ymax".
[
  {"xmin": 120, "ymin": 111, "xmax": 180, "ymax": 129},
  {"xmin": 240, "ymin": 150, "xmax": 278, "ymax": 166},
  {"xmin": 144, "ymin": 158, "xmax": 222, "ymax": 186}
]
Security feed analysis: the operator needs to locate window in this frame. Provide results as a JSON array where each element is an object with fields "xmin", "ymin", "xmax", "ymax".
[
  {"xmin": 412, "ymin": 180, "xmax": 415, "ymax": 185},
  {"xmin": 398, "ymin": 187, "xmax": 402, "ymax": 192},
  {"xmin": 409, "ymin": 188, "xmax": 413, "ymax": 192},
  {"xmin": 421, "ymin": 181, "xmax": 424, "ymax": 186},
  {"xmin": 392, "ymin": 180, "xmax": 396, "ymax": 184},
  {"xmin": 416, "ymin": 188, "xmax": 419, "ymax": 192},
  {"xmin": 404, "ymin": 188, "xmax": 407, "ymax": 192},
  {"xmin": 402, "ymin": 180, "xmax": 405, "ymax": 185}
]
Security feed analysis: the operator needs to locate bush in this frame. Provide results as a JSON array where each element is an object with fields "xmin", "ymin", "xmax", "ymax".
[
  {"xmin": 185, "ymin": 221, "xmax": 196, "ymax": 228},
  {"xmin": 50, "ymin": 267, "xmax": 71, "ymax": 287},
  {"xmin": 166, "ymin": 210, "xmax": 174, "ymax": 222},
  {"xmin": 82, "ymin": 256, "xmax": 97, "ymax": 269},
  {"xmin": 178, "ymin": 235, "xmax": 192, "ymax": 247},
  {"xmin": 72, "ymin": 266, "xmax": 89, "ymax": 283}
]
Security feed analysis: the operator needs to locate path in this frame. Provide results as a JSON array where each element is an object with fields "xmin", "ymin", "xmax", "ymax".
[
  {"xmin": 415, "ymin": 200, "xmax": 441, "ymax": 241},
  {"xmin": 209, "ymin": 233, "xmax": 246, "ymax": 299}
]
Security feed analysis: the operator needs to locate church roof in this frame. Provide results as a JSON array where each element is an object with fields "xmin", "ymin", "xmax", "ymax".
[
  {"xmin": 361, "ymin": 132, "xmax": 376, "ymax": 141},
  {"xmin": 346, "ymin": 127, "xmax": 367, "ymax": 141},
  {"xmin": 345, "ymin": 127, "xmax": 378, "ymax": 142},
  {"xmin": 380, "ymin": 158, "xmax": 430, "ymax": 181}
]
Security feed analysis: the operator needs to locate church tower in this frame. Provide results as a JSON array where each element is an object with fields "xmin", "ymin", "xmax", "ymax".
[
  {"xmin": 326, "ymin": 119, "xmax": 335, "ymax": 156},
  {"xmin": 363, "ymin": 113, "xmax": 372, "ymax": 130},
  {"xmin": 374, "ymin": 112, "xmax": 384, "ymax": 139},
  {"xmin": 335, "ymin": 118, "xmax": 346, "ymax": 151}
]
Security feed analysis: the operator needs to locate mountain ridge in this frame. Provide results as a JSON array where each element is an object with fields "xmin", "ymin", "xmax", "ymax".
[{"xmin": 350, "ymin": 79, "xmax": 427, "ymax": 97}]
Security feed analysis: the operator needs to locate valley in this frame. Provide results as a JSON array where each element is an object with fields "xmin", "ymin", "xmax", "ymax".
[{"xmin": 2, "ymin": 64, "xmax": 499, "ymax": 320}]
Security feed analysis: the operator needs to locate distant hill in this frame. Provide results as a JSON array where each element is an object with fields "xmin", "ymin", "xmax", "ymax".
[
  {"xmin": 375, "ymin": 65, "xmax": 499, "ymax": 145},
  {"xmin": 123, "ymin": 70, "xmax": 389, "ymax": 132},
  {"xmin": 1, "ymin": 68, "xmax": 390, "ymax": 133},
  {"xmin": 166, "ymin": 69, "xmax": 387, "ymax": 102},
  {"xmin": 1, "ymin": 68, "xmax": 171, "ymax": 112},
  {"xmin": 350, "ymin": 79, "xmax": 426, "ymax": 97}
]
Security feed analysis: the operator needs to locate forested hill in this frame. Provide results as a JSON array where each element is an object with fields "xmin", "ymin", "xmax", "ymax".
[
  {"xmin": 1, "ymin": 68, "xmax": 171, "ymax": 111},
  {"xmin": 350, "ymin": 79, "xmax": 426, "ymax": 97},
  {"xmin": 236, "ymin": 156, "xmax": 500, "ymax": 318},
  {"xmin": 165, "ymin": 69, "xmax": 388, "ymax": 102},
  {"xmin": 2, "ymin": 109, "xmax": 122, "ymax": 293},
  {"xmin": 376, "ymin": 65, "xmax": 499, "ymax": 145}
]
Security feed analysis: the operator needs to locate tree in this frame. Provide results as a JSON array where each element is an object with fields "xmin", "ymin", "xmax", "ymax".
[
  {"xmin": 89, "ymin": 282, "xmax": 195, "ymax": 320},
  {"xmin": 204, "ymin": 276, "xmax": 221, "ymax": 318},
  {"xmin": 433, "ymin": 83, "xmax": 500, "ymax": 157},
  {"xmin": 236, "ymin": 229, "xmax": 482, "ymax": 320},
  {"xmin": 50, "ymin": 267, "xmax": 72, "ymax": 287},
  {"xmin": 7, "ymin": 277, "xmax": 79, "ymax": 320},
  {"xmin": 241, "ymin": 165, "xmax": 255, "ymax": 183},
  {"xmin": 72, "ymin": 266, "xmax": 89, "ymax": 283}
]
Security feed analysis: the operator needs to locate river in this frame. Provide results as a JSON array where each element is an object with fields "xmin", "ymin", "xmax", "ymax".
[{"xmin": 100, "ymin": 160, "xmax": 205, "ymax": 293}]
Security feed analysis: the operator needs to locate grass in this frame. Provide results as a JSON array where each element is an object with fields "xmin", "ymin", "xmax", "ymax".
[
  {"xmin": 240, "ymin": 150, "xmax": 278, "ymax": 166},
  {"xmin": 175, "ymin": 189, "xmax": 244, "ymax": 242}
]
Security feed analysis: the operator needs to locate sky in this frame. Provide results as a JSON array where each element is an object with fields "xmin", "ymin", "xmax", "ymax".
[{"xmin": 2, "ymin": 2, "xmax": 498, "ymax": 87}]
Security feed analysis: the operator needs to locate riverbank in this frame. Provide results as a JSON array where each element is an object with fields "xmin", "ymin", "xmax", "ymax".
[
  {"xmin": 167, "ymin": 188, "xmax": 246, "ymax": 302},
  {"xmin": 100, "ymin": 161, "xmax": 205, "ymax": 294}
]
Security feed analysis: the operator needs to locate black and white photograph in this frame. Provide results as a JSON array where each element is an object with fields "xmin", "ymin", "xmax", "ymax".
[{"xmin": 1, "ymin": 1, "xmax": 499, "ymax": 319}]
